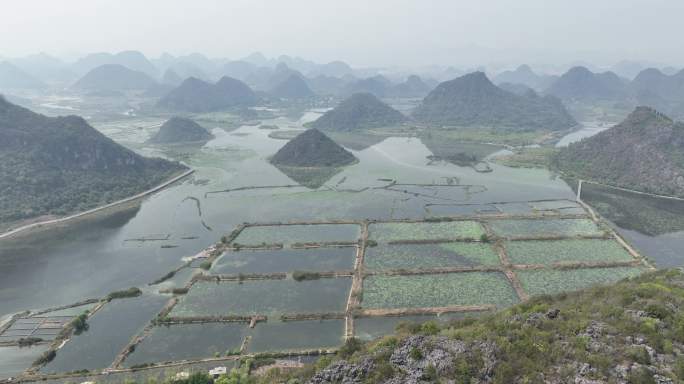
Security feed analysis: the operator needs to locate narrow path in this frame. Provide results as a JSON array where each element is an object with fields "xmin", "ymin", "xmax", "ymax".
[
  {"xmin": 578, "ymin": 179, "xmax": 684, "ymax": 202},
  {"xmin": 0, "ymin": 169, "xmax": 195, "ymax": 240}
]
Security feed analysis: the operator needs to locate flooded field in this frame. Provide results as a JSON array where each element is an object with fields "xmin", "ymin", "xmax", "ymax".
[{"xmin": 0, "ymin": 105, "xmax": 674, "ymax": 380}]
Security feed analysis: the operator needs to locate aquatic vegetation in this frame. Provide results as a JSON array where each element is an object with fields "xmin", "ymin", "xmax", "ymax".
[
  {"xmin": 368, "ymin": 221, "xmax": 485, "ymax": 242},
  {"xmin": 213, "ymin": 247, "xmax": 356, "ymax": 275},
  {"xmin": 505, "ymin": 239, "xmax": 634, "ymax": 265},
  {"xmin": 233, "ymin": 224, "xmax": 360, "ymax": 246},
  {"xmin": 170, "ymin": 279, "xmax": 352, "ymax": 318},
  {"xmin": 488, "ymin": 218, "xmax": 604, "ymax": 238},
  {"xmin": 516, "ymin": 267, "xmax": 645, "ymax": 297},
  {"xmin": 364, "ymin": 242, "xmax": 501, "ymax": 271},
  {"xmin": 362, "ymin": 273, "xmax": 518, "ymax": 309}
]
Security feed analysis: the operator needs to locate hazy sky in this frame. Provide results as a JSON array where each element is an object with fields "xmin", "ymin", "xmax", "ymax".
[{"xmin": 1, "ymin": 0, "xmax": 682, "ymax": 68}]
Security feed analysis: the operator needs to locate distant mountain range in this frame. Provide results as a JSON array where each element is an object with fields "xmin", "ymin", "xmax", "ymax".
[
  {"xmin": 309, "ymin": 93, "xmax": 407, "ymax": 131},
  {"xmin": 72, "ymin": 64, "xmax": 158, "ymax": 91},
  {"xmin": 413, "ymin": 72, "xmax": 577, "ymax": 131},
  {"xmin": 545, "ymin": 66, "xmax": 630, "ymax": 102},
  {"xmin": 270, "ymin": 74, "xmax": 315, "ymax": 99},
  {"xmin": 555, "ymin": 106, "xmax": 684, "ymax": 197},
  {"xmin": 157, "ymin": 76, "xmax": 258, "ymax": 112},
  {"xmin": 493, "ymin": 65, "xmax": 557, "ymax": 91},
  {"xmin": 0, "ymin": 61, "xmax": 46, "ymax": 89},
  {"xmin": 0, "ymin": 96, "xmax": 185, "ymax": 224},
  {"xmin": 147, "ymin": 117, "xmax": 213, "ymax": 144},
  {"xmin": 72, "ymin": 51, "xmax": 158, "ymax": 77}
]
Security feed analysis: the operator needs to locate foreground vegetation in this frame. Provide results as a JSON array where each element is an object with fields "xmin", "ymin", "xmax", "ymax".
[
  {"xmin": 260, "ymin": 269, "xmax": 684, "ymax": 383},
  {"xmin": 103, "ymin": 269, "xmax": 684, "ymax": 383}
]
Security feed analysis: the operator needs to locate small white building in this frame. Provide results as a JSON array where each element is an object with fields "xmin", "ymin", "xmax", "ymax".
[
  {"xmin": 209, "ymin": 366, "xmax": 227, "ymax": 378},
  {"xmin": 174, "ymin": 371, "xmax": 190, "ymax": 381}
]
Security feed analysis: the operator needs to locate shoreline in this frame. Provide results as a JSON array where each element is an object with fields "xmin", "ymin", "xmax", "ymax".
[{"xmin": 0, "ymin": 169, "xmax": 195, "ymax": 241}]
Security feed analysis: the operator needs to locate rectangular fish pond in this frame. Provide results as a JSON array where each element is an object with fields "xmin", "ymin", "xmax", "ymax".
[
  {"xmin": 516, "ymin": 266, "xmax": 646, "ymax": 297},
  {"xmin": 245, "ymin": 319, "xmax": 344, "ymax": 353},
  {"xmin": 364, "ymin": 242, "xmax": 501, "ymax": 271},
  {"xmin": 504, "ymin": 239, "xmax": 634, "ymax": 265},
  {"xmin": 211, "ymin": 246, "xmax": 356, "ymax": 274},
  {"xmin": 368, "ymin": 221, "xmax": 486, "ymax": 242},
  {"xmin": 361, "ymin": 273, "xmax": 519, "ymax": 310},
  {"xmin": 488, "ymin": 218, "xmax": 605, "ymax": 238},
  {"xmin": 232, "ymin": 224, "xmax": 361, "ymax": 246},
  {"xmin": 169, "ymin": 278, "xmax": 352, "ymax": 318},
  {"xmin": 124, "ymin": 323, "xmax": 248, "ymax": 367},
  {"xmin": 42, "ymin": 294, "xmax": 168, "ymax": 373}
]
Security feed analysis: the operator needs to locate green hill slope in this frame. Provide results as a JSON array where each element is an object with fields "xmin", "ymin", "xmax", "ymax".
[
  {"xmin": 0, "ymin": 96, "xmax": 185, "ymax": 225},
  {"xmin": 555, "ymin": 107, "xmax": 684, "ymax": 197},
  {"xmin": 309, "ymin": 93, "xmax": 407, "ymax": 131},
  {"xmin": 413, "ymin": 72, "xmax": 577, "ymax": 131}
]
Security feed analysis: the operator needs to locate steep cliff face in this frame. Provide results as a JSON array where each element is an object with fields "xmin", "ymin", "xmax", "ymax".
[{"xmin": 555, "ymin": 107, "xmax": 684, "ymax": 196}]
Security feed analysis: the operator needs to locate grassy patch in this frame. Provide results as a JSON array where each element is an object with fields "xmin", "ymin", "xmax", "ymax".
[
  {"xmin": 491, "ymin": 147, "xmax": 558, "ymax": 169},
  {"xmin": 170, "ymin": 279, "xmax": 351, "ymax": 317}
]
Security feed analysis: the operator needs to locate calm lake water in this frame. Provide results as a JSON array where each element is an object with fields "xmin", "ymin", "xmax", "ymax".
[{"xmin": 0, "ymin": 109, "xmax": 679, "ymax": 378}]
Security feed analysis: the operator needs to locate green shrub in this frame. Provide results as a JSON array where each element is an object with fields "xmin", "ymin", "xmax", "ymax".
[
  {"xmin": 199, "ymin": 261, "xmax": 212, "ymax": 270},
  {"xmin": 409, "ymin": 347, "xmax": 423, "ymax": 360},
  {"xmin": 338, "ymin": 338, "xmax": 363, "ymax": 358},
  {"xmin": 292, "ymin": 271, "xmax": 321, "ymax": 282},
  {"xmin": 106, "ymin": 287, "xmax": 142, "ymax": 300}
]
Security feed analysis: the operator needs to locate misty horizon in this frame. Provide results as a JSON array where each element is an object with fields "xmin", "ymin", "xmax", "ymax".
[{"xmin": 1, "ymin": 0, "xmax": 683, "ymax": 70}]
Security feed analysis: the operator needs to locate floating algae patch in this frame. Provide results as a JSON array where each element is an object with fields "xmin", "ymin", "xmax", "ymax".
[
  {"xmin": 0, "ymin": 345, "xmax": 48, "ymax": 379},
  {"xmin": 362, "ymin": 273, "xmax": 518, "ymax": 310},
  {"xmin": 245, "ymin": 319, "xmax": 344, "ymax": 353},
  {"xmin": 488, "ymin": 218, "xmax": 604, "ymax": 238},
  {"xmin": 425, "ymin": 204, "xmax": 495, "ymax": 217},
  {"xmin": 42, "ymin": 294, "xmax": 167, "ymax": 373},
  {"xmin": 364, "ymin": 242, "xmax": 501, "ymax": 271},
  {"xmin": 529, "ymin": 200, "xmax": 584, "ymax": 212},
  {"xmin": 368, "ymin": 221, "xmax": 485, "ymax": 243},
  {"xmin": 212, "ymin": 247, "xmax": 356, "ymax": 274},
  {"xmin": 354, "ymin": 313, "xmax": 479, "ymax": 341},
  {"xmin": 170, "ymin": 279, "xmax": 352, "ymax": 318},
  {"xmin": 124, "ymin": 323, "xmax": 248, "ymax": 367},
  {"xmin": 233, "ymin": 224, "xmax": 360, "ymax": 246},
  {"xmin": 516, "ymin": 267, "xmax": 645, "ymax": 297},
  {"xmin": 505, "ymin": 239, "xmax": 634, "ymax": 265}
]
